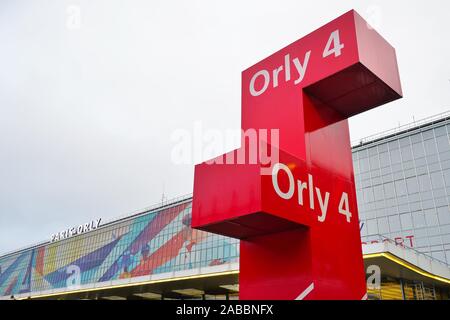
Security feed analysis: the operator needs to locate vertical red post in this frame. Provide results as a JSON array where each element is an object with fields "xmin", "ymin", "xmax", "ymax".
[{"xmin": 192, "ymin": 10, "xmax": 402, "ymax": 299}]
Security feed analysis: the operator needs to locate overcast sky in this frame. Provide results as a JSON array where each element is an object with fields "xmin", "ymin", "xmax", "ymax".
[{"xmin": 0, "ymin": 0, "xmax": 449, "ymax": 254}]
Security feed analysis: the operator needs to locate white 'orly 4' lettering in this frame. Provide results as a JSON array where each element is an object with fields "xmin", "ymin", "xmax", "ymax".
[
  {"xmin": 271, "ymin": 164, "xmax": 329, "ymax": 222},
  {"xmin": 249, "ymin": 51, "xmax": 311, "ymax": 97},
  {"xmin": 249, "ymin": 30, "xmax": 344, "ymax": 97},
  {"xmin": 272, "ymin": 163, "xmax": 351, "ymax": 223}
]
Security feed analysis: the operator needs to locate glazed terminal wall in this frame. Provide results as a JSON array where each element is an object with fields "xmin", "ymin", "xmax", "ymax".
[
  {"xmin": 355, "ymin": 115, "xmax": 450, "ymax": 265},
  {"xmin": 0, "ymin": 200, "xmax": 239, "ymax": 297}
]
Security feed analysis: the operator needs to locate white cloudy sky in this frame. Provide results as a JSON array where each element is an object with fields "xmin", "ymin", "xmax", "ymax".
[{"xmin": 0, "ymin": 0, "xmax": 449, "ymax": 254}]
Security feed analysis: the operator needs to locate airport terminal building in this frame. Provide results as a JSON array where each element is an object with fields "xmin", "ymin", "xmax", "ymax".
[{"xmin": 1, "ymin": 112, "xmax": 450, "ymax": 300}]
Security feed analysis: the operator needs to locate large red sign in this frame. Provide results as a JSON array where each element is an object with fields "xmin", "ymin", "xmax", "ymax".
[{"xmin": 192, "ymin": 10, "xmax": 402, "ymax": 299}]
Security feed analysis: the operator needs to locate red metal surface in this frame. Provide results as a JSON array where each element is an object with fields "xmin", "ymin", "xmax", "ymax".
[{"xmin": 192, "ymin": 10, "xmax": 402, "ymax": 299}]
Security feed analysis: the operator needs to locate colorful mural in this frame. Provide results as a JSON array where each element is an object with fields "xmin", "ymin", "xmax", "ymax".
[{"xmin": 0, "ymin": 201, "xmax": 239, "ymax": 297}]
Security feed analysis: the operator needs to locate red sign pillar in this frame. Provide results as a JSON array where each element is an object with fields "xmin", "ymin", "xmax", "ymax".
[{"xmin": 192, "ymin": 10, "xmax": 402, "ymax": 299}]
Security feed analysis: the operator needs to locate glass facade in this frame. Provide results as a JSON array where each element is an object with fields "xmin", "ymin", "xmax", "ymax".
[
  {"xmin": 354, "ymin": 116, "xmax": 450, "ymax": 265},
  {"xmin": 0, "ymin": 200, "xmax": 239, "ymax": 297}
]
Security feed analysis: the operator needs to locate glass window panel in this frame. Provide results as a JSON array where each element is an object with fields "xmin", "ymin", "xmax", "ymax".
[
  {"xmin": 401, "ymin": 145, "xmax": 413, "ymax": 161},
  {"xmin": 399, "ymin": 137, "xmax": 410, "ymax": 147},
  {"xmin": 361, "ymin": 171, "xmax": 371, "ymax": 181},
  {"xmin": 418, "ymin": 175, "xmax": 432, "ymax": 192},
  {"xmin": 435, "ymin": 196, "xmax": 448, "ymax": 207},
  {"xmin": 413, "ymin": 211, "xmax": 426, "ymax": 228},
  {"xmin": 359, "ymin": 148, "xmax": 368, "ymax": 159},
  {"xmin": 395, "ymin": 180, "xmax": 407, "ymax": 196},
  {"xmin": 398, "ymin": 204, "xmax": 409, "ymax": 214},
  {"xmin": 415, "ymin": 157, "xmax": 427, "ymax": 167},
  {"xmin": 444, "ymin": 169, "xmax": 450, "ymax": 187},
  {"xmin": 440, "ymin": 150, "xmax": 450, "ymax": 161},
  {"xmin": 415, "ymin": 228, "xmax": 429, "ymax": 239},
  {"xmin": 400, "ymin": 213, "xmax": 413, "ymax": 229},
  {"xmin": 381, "ymin": 174, "xmax": 392, "ymax": 184},
  {"xmin": 422, "ymin": 129, "xmax": 434, "ymax": 140},
  {"xmin": 384, "ymin": 182, "xmax": 395, "ymax": 199},
  {"xmin": 427, "ymin": 226, "xmax": 441, "ymax": 237},
  {"xmin": 360, "ymin": 222, "xmax": 368, "ymax": 236},
  {"xmin": 378, "ymin": 217, "xmax": 389, "ymax": 233},
  {"xmin": 404, "ymin": 168, "xmax": 416, "ymax": 178},
  {"xmin": 369, "ymin": 155, "xmax": 380, "ymax": 170},
  {"xmin": 379, "ymin": 152, "xmax": 390, "ymax": 167},
  {"xmin": 428, "ymin": 162, "xmax": 441, "ymax": 173},
  {"xmin": 393, "ymin": 171, "xmax": 404, "ymax": 180},
  {"xmin": 414, "ymin": 236, "xmax": 429, "ymax": 248},
  {"xmin": 434, "ymin": 126, "xmax": 447, "ymax": 137},
  {"xmin": 361, "ymin": 179, "xmax": 372, "ymax": 188},
  {"xmin": 431, "ymin": 172, "xmax": 444, "ymax": 189},
  {"xmin": 409, "ymin": 201, "xmax": 422, "ymax": 212},
  {"xmin": 378, "ymin": 143, "xmax": 388, "ymax": 152},
  {"xmin": 366, "ymin": 209, "xmax": 376, "ymax": 219},
  {"xmin": 385, "ymin": 198, "xmax": 397, "ymax": 209},
  {"xmin": 421, "ymin": 191, "xmax": 433, "ymax": 201},
  {"xmin": 388, "ymin": 215, "xmax": 401, "ymax": 232},
  {"xmin": 422, "ymin": 199, "xmax": 435, "ymax": 210},
  {"xmin": 427, "ymin": 154, "xmax": 440, "ymax": 164},
  {"xmin": 424, "ymin": 139, "xmax": 437, "ymax": 155},
  {"xmin": 406, "ymin": 176, "xmax": 419, "ymax": 194},
  {"xmin": 390, "ymin": 149, "xmax": 401, "ymax": 164},
  {"xmin": 437, "ymin": 206, "xmax": 450, "ymax": 225},
  {"xmin": 359, "ymin": 157, "xmax": 369, "ymax": 172},
  {"xmin": 433, "ymin": 188, "xmax": 446, "ymax": 199},
  {"xmin": 388, "ymin": 140, "xmax": 399, "ymax": 150},
  {"xmin": 432, "ymin": 251, "xmax": 446, "ymax": 262},
  {"xmin": 424, "ymin": 209, "xmax": 439, "ymax": 227},
  {"xmin": 410, "ymin": 133, "xmax": 422, "ymax": 144},
  {"xmin": 403, "ymin": 160, "xmax": 415, "ymax": 170},
  {"xmin": 372, "ymin": 176, "xmax": 382, "ymax": 185},
  {"xmin": 376, "ymin": 204, "xmax": 387, "ymax": 213},
  {"xmin": 436, "ymin": 135, "xmax": 450, "ymax": 152},
  {"xmin": 391, "ymin": 163, "xmax": 402, "ymax": 172},
  {"xmin": 356, "ymin": 190, "xmax": 363, "ymax": 202},
  {"xmin": 442, "ymin": 159, "xmax": 450, "ymax": 169},
  {"xmin": 397, "ymin": 195, "xmax": 409, "ymax": 205},
  {"xmin": 412, "ymin": 142, "xmax": 425, "ymax": 159},
  {"xmin": 363, "ymin": 188, "xmax": 374, "ymax": 203},
  {"xmin": 429, "ymin": 236, "xmax": 442, "ymax": 246},
  {"xmin": 368, "ymin": 147, "xmax": 378, "ymax": 156},
  {"xmin": 367, "ymin": 219, "xmax": 378, "ymax": 235},
  {"xmin": 373, "ymin": 185, "xmax": 384, "ymax": 201}
]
